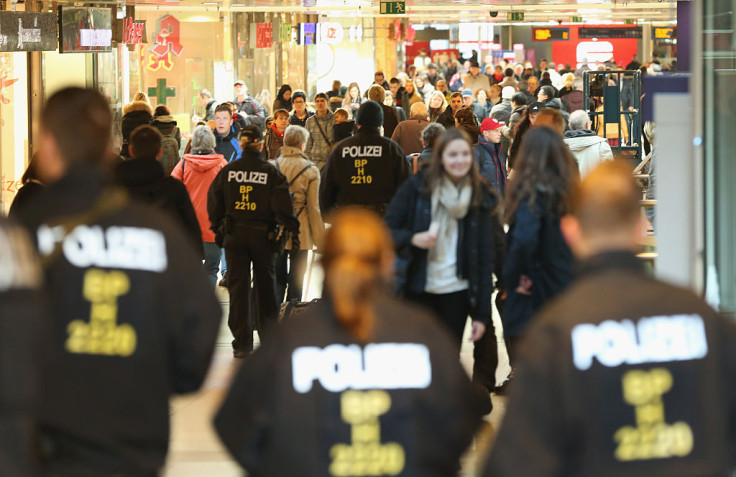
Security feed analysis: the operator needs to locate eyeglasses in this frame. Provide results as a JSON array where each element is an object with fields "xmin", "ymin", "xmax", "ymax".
[{"xmin": 293, "ymin": 99, "xmax": 305, "ymax": 104}]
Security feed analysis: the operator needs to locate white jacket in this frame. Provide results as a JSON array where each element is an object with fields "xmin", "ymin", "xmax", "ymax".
[{"xmin": 564, "ymin": 130, "xmax": 614, "ymax": 179}]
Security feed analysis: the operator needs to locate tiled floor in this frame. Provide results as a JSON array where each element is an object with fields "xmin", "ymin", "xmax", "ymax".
[{"xmin": 163, "ymin": 260, "xmax": 511, "ymax": 476}]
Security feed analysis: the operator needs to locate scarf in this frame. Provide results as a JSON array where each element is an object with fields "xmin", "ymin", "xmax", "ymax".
[
  {"xmin": 270, "ymin": 123, "xmax": 285, "ymax": 139},
  {"xmin": 429, "ymin": 176, "xmax": 472, "ymax": 265}
]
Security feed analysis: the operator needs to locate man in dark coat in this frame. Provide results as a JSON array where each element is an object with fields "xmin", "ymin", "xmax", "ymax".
[
  {"xmin": 233, "ymin": 80, "xmax": 267, "ymax": 132},
  {"xmin": 436, "ymin": 92, "xmax": 463, "ymax": 129},
  {"xmin": 475, "ymin": 118, "xmax": 507, "ymax": 196},
  {"xmin": 367, "ymin": 85, "xmax": 399, "ymax": 138},
  {"xmin": 484, "ymin": 162, "xmax": 736, "ymax": 476}
]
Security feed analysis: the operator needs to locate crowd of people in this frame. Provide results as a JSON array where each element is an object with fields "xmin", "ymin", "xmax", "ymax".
[{"xmin": 2, "ymin": 49, "xmax": 734, "ymax": 477}]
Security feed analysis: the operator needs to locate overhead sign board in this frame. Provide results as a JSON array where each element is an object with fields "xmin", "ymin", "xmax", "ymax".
[
  {"xmin": 579, "ymin": 27, "xmax": 642, "ymax": 39},
  {"xmin": 380, "ymin": 1, "xmax": 406, "ymax": 14},
  {"xmin": 59, "ymin": 7, "xmax": 113, "ymax": 53},
  {"xmin": 507, "ymin": 12, "xmax": 524, "ymax": 21},
  {"xmin": 533, "ymin": 27, "xmax": 569, "ymax": 41},
  {"xmin": 652, "ymin": 26, "xmax": 675, "ymax": 40},
  {"xmin": 0, "ymin": 12, "xmax": 57, "ymax": 52},
  {"xmin": 571, "ymin": 16, "xmax": 583, "ymax": 23}
]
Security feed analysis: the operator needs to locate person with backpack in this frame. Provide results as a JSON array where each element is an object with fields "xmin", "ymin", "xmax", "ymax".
[
  {"xmin": 304, "ymin": 93, "xmax": 335, "ymax": 170},
  {"xmin": 207, "ymin": 126, "xmax": 300, "ymax": 359},
  {"xmin": 271, "ymin": 125, "xmax": 325, "ymax": 303},
  {"xmin": 151, "ymin": 105, "xmax": 181, "ymax": 175},
  {"xmin": 234, "ymin": 80, "xmax": 267, "ymax": 132}
]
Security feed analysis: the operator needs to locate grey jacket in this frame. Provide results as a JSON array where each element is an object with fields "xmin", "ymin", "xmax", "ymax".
[{"xmin": 563, "ymin": 129, "xmax": 614, "ymax": 179}]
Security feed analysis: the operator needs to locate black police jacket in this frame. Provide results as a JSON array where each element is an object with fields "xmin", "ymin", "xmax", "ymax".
[
  {"xmin": 207, "ymin": 149, "xmax": 299, "ymax": 245},
  {"xmin": 0, "ymin": 219, "xmax": 45, "ymax": 477},
  {"xmin": 215, "ymin": 296, "xmax": 487, "ymax": 476},
  {"xmin": 383, "ymin": 172, "xmax": 505, "ymax": 325},
  {"xmin": 17, "ymin": 166, "xmax": 221, "ymax": 476},
  {"xmin": 319, "ymin": 128, "xmax": 410, "ymax": 214},
  {"xmin": 484, "ymin": 251, "xmax": 736, "ymax": 477}
]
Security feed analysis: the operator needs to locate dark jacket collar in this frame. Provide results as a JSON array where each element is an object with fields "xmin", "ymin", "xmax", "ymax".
[
  {"xmin": 115, "ymin": 158, "xmax": 164, "ymax": 187},
  {"xmin": 575, "ymin": 250, "xmax": 645, "ymax": 280}
]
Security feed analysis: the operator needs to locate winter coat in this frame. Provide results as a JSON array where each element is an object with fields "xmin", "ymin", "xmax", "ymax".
[
  {"xmin": 383, "ymin": 172, "xmax": 504, "ymax": 325},
  {"xmin": 264, "ymin": 125, "xmax": 285, "ymax": 161},
  {"xmin": 215, "ymin": 296, "xmax": 487, "ymax": 477},
  {"xmin": 333, "ymin": 121, "xmax": 355, "ymax": 144},
  {"xmin": 152, "ymin": 115, "xmax": 181, "ymax": 148},
  {"xmin": 114, "ymin": 158, "xmax": 202, "ymax": 256},
  {"xmin": 391, "ymin": 117, "xmax": 430, "ymax": 155},
  {"xmin": 235, "ymin": 95, "xmax": 267, "ymax": 132},
  {"xmin": 472, "ymin": 100, "xmax": 492, "ymax": 122},
  {"xmin": 498, "ymin": 76, "xmax": 519, "ymax": 90},
  {"xmin": 563, "ymin": 90, "xmax": 584, "ymax": 113},
  {"xmin": 436, "ymin": 107, "xmax": 458, "ymax": 129},
  {"xmin": 458, "ymin": 124, "xmax": 481, "ymax": 145},
  {"xmin": 381, "ymin": 103, "xmax": 400, "ymax": 139},
  {"xmin": 484, "ymin": 251, "xmax": 736, "ymax": 477},
  {"xmin": 474, "ymin": 138, "xmax": 507, "ymax": 196},
  {"xmin": 171, "ymin": 151, "xmax": 228, "ymax": 242},
  {"xmin": 563, "ymin": 129, "xmax": 615, "ymax": 179},
  {"xmin": 8, "ymin": 181, "xmax": 44, "ymax": 218},
  {"xmin": 463, "ymin": 73, "xmax": 491, "ymax": 93},
  {"xmin": 305, "ymin": 111, "xmax": 336, "ymax": 170},
  {"xmin": 289, "ymin": 110, "xmax": 314, "ymax": 128},
  {"xmin": 120, "ymin": 101, "xmax": 153, "ymax": 159},
  {"xmin": 490, "ymin": 99, "xmax": 512, "ymax": 123},
  {"xmin": 214, "ymin": 126, "xmax": 242, "ymax": 163},
  {"xmin": 503, "ymin": 194, "xmax": 573, "ymax": 337},
  {"xmin": 271, "ymin": 146, "xmax": 325, "ymax": 251},
  {"xmin": 502, "ymin": 105, "xmax": 526, "ymax": 140},
  {"xmin": 17, "ymin": 166, "xmax": 220, "ymax": 476}
]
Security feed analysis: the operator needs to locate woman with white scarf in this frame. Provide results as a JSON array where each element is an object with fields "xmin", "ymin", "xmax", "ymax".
[{"xmin": 384, "ymin": 128, "xmax": 504, "ymax": 349}]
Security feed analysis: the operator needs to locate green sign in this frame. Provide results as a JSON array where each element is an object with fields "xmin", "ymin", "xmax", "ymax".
[
  {"xmin": 148, "ymin": 78, "xmax": 176, "ymax": 105},
  {"xmin": 279, "ymin": 23, "xmax": 292, "ymax": 42},
  {"xmin": 507, "ymin": 11, "xmax": 524, "ymax": 21},
  {"xmin": 380, "ymin": 1, "xmax": 405, "ymax": 14},
  {"xmin": 571, "ymin": 16, "xmax": 583, "ymax": 23},
  {"xmin": 624, "ymin": 19, "xmax": 637, "ymax": 25}
]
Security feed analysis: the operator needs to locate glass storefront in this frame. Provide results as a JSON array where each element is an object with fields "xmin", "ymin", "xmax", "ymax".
[
  {"xmin": 703, "ymin": 0, "xmax": 736, "ymax": 316},
  {"xmin": 0, "ymin": 53, "xmax": 30, "ymax": 214}
]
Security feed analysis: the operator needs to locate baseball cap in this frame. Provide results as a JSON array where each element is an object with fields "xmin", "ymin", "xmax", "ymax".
[
  {"xmin": 502, "ymin": 86, "xmax": 515, "ymax": 100},
  {"xmin": 462, "ymin": 89, "xmax": 474, "ymax": 98},
  {"xmin": 480, "ymin": 117, "xmax": 505, "ymax": 132},
  {"xmin": 234, "ymin": 79, "xmax": 245, "ymax": 86}
]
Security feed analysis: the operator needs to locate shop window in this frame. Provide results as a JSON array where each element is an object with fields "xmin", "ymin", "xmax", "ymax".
[{"xmin": 0, "ymin": 53, "xmax": 29, "ymax": 215}]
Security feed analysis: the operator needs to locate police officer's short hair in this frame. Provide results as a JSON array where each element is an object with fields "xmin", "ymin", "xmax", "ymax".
[
  {"xmin": 422, "ymin": 123, "xmax": 445, "ymax": 149},
  {"xmin": 129, "ymin": 125, "xmax": 162, "ymax": 160},
  {"xmin": 41, "ymin": 87, "xmax": 112, "ymax": 166},
  {"xmin": 214, "ymin": 103, "xmax": 233, "ymax": 117},
  {"xmin": 367, "ymin": 85, "xmax": 386, "ymax": 103},
  {"xmin": 191, "ymin": 125, "xmax": 216, "ymax": 152},
  {"xmin": 283, "ymin": 125, "xmax": 309, "ymax": 148}
]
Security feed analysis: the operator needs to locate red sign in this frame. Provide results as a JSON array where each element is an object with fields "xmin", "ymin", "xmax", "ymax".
[
  {"xmin": 122, "ymin": 18, "xmax": 145, "ymax": 44},
  {"xmin": 256, "ymin": 23, "xmax": 272, "ymax": 49},
  {"xmin": 551, "ymin": 25, "xmax": 638, "ymax": 69},
  {"xmin": 146, "ymin": 15, "xmax": 183, "ymax": 72}
]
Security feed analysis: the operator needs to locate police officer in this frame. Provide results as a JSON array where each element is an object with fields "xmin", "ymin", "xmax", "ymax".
[
  {"xmin": 483, "ymin": 161, "xmax": 736, "ymax": 476},
  {"xmin": 319, "ymin": 100, "xmax": 410, "ymax": 216},
  {"xmin": 17, "ymin": 88, "xmax": 222, "ymax": 476},
  {"xmin": 0, "ymin": 219, "xmax": 45, "ymax": 476},
  {"xmin": 215, "ymin": 208, "xmax": 487, "ymax": 476},
  {"xmin": 208, "ymin": 126, "xmax": 300, "ymax": 359}
]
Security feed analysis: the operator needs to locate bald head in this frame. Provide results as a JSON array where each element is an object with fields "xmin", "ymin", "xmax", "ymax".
[{"xmin": 563, "ymin": 161, "xmax": 644, "ymax": 257}]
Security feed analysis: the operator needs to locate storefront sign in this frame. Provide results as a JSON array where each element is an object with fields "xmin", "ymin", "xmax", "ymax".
[
  {"xmin": 147, "ymin": 78, "xmax": 176, "ymax": 105},
  {"xmin": 121, "ymin": 18, "xmax": 147, "ymax": 44},
  {"xmin": 319, "ymin": 23, "xmax": 343, "ymax": 45},
  {"xmin": 533, "ymin": 27, "xmax": 570, "ymax": 41},
  {"xmin": 380, "ymin": 1, "xmax": 405, "ymax": 14},
  {"xmin": 652, "ymin": 26, "xmax": 675, "ymax": 40},
  {"xmin": 279, "ymin": 23, "xmax": 292, "ymax": 43},
  {"xmin": 253, "ymin": 23, "xmax": 272, "ymax": 48},
  {"xmin": 146, "ymin": 15, "xmax": 183, "ymax": 72},
  {"xmin": 59, "ymin": 7, "xmax": 113, "ymax": 53},
  {"xmin": 0, "ymin": 12, "xmax": 56, "ymax": 52},
  {"xmin": 297, "ymin": 23, "xmax": 317, "ymax": 45}
]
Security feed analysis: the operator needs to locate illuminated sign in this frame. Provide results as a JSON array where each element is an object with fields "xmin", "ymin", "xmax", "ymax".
[
  {"xmin": 652, "ymin": 26, "xmax": 675, "ymax": 40},
  {"xmin": 59, "ymin": 7, "xmax": 113, "ymax": 53},
  {"xmin": 0, "ymin": 12, "xmax": 57, "ymax": 52},
  {"xmin": 279, "ymin": 23, "xmax": 292, "ymax": 43},
  {"xmin": 298, "ymin": 23, "xmax": 316, "ymax": 45},
  {"xmin": 319, "ymin": 23, "xmax": 343, "ymax": 45},
  {"xmin": 577, "ymin": 40, "xmax": 614, "ymax": 66},
  {"xmin": 533, "ymin": 27, "xmax": 569, "ymax": 41},
  {"xmin": 253, "ymin": 23, "xmax": 272, "ymax": 48},
  {"xmin": 146, "ymin": 15, "xmax": 183, "ymax": 72},
  {"xmin": 579, "ymin": 27, "xmax": 642, "ymax": 39},
  {"xmin": 120, "ymin": 18, "xmax": 146, "ymax": 45},
  {"xmin": 348, "ymin": 24, "xmax": 363, "ymax": 42}
]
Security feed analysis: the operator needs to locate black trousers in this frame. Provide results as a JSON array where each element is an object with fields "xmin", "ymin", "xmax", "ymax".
[
  {"xmin": 275, "ymin": 249, "xmax": 309, "ymax": 303},
  {"xmin": 472, "ymin": 318, "xmax": 498, "ymax": 391},
  {"xmin": 406, "ymin": 289, "xmax": 470, "ymax": 349},
  {"xmin": 225, "ymin": 229, "xmax": 278, "ymax": 352}
]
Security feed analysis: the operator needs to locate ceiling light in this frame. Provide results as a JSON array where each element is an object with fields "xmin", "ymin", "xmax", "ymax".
[{"xmin": 202, "ymin": 2, "xmax": 218, "ymax": 4}]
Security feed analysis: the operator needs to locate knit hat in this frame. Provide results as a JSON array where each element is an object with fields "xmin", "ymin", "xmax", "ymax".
[
  {"xmin": 502, "ymin": 86, "xmax": 515, "ymax": 100},
  {"xmin": 480, "ymin": 117, "xmax": 505, "ymax": 132},
  {"xmin": 356, "ymin": 101, "xmax": 384, "ymax": 129}
]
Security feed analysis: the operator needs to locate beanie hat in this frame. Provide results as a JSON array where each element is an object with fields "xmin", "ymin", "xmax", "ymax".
[{"xmin": 356, "ymin": 101, "xmax": 384, "ymax": 129}]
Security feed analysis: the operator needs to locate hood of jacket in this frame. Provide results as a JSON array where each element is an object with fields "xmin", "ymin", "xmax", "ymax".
[
  {"xmin": 182, "ymin": 152, "xmax": 227, "ymax": 172},
  {"xmin": 123, "ymin": 100, "xmax": 153, "ymax": 116},
  {"xmin": 563, "ymin": 130, "xmax": 607, "ymax": 151},
  {"xmin": 115, "ymin": 158, "xmax": 164, "ymax": 186},
  {"xmin": 152, "ymin": 115, "xmax": 176, "ymax": 124},
  {"xmin": 542, "ymin": 97, "xmax": 563, "ymax": 111}
]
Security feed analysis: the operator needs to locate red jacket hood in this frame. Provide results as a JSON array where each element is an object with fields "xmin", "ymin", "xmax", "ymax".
[{"xmin": 182, "ymin": 152, "xmax": 227, "ymax": 172}]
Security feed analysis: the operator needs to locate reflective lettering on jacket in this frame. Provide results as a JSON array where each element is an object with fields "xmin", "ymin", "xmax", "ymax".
[
  {"xmin": 37, "ymin": 224, "xmax": 168, "ymax": 273},
  {"xmin": 227, "ymin": 170, "xmax": 268, "ymax": 184},
  {"xmin": 292, "ymin": 343, "xmax": 432, "ymax": 393},
  {"xmin": 571, "ymin": 314, "xmax": 709, "ymax": 371},
  {"xmin": 341, "ymin": 145, "xmax": 383, "ymax": 158}
]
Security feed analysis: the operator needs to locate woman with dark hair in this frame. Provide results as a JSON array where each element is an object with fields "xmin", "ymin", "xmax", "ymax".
[
  {"xmin": 507, "ymin": 102, "xmax": 542, "ymax": 170},
  {"xmin": 502, "ymin": 126, "xmax": 578, "ymax": 362},
  {"xmin": 341, "ymin": 82, "xmax": 363, "ymax": 117},
  {"xmin": 384, "ymin": 128, "xmax": 503, "ymax": 350},
  {"xmin": 8, "ymin": 153, "xmax": 44, "ymax": 217},
  {"xmin": 215, "ymin": 207, "xmax": 487, "ymax": 476},
  {"xmin": 289, "ymin": 90, "xmax": 313, "ymax": 127},
  {"xmin": 273, "ymin": 85, "xmax": 293, "ymax": 113},
  {"xmin": 454, "ymin": 107, "xmax": 481, "ymax": 145}
]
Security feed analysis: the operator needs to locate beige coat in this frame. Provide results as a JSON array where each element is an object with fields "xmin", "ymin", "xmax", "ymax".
[{"xmin": 271, "ymin": 146, "xmax": 325, "ymax": 251}]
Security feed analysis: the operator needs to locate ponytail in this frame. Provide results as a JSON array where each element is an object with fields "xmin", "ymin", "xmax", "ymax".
[{"xmin": 321, "ymin": 208, "xmax": 395, "ymax": 343}]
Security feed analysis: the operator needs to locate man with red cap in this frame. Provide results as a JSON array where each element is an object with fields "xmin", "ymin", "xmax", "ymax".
[{"xmin": 475, "ymin": 117, "xmax": 508, "ymax": 196}]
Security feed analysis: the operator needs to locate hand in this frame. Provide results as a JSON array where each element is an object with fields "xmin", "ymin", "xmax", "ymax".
[
  {"xmin": 411, "ymin": 231, "xmax": 438, "ymax": 250},
  {"xmin": 469, "ymin": 321, "xmax": 486, "ymax": 342},
  {"xmin": 515, "ymin": 275, "xmax": 533, "ymax": 296}
]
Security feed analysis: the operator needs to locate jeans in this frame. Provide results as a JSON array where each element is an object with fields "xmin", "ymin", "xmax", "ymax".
[
  {"xmin": 203, "ymin": 241, "xmax": 221, "ymax": 288},
  {"xmin": 275, "ymin": 249, "xmax": 310, "ymax": 303},
  {"xmin": 220, "ymin": 249, "xmax": 228, "ymax": 275}
]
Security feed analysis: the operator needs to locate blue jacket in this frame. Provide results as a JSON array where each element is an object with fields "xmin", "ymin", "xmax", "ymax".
[
  {"xmin": 384, "ymin": 172, "xmax": 505, "ymax": 325},
  {"xmin": 214, "ymin": 126, "xmax": 242, "ymax": 163},
  {"xmin": 474, "ymin": 138, "xmax": 507, "ymax": 197},
  {"xmin": 502, "ymin": 194, "xmax": 573, "ymax": 336}
]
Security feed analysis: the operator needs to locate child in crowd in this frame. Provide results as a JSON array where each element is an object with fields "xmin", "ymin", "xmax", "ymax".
[
  {"xmin": 332, "ymin": 108, "xmax": 355, "ymax": 144},
  {"xmin": 264, "ymin": 109, "xmax": 289, "ymax": 160}
]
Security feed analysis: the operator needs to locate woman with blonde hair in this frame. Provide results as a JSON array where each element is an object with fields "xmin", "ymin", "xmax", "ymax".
[
  {"xmin": 215, "ymin": 207, "xmax": 488, "ymax": 476},
  {"xmin": 427, "ymin": 90, "xmax": 448, "ymax": 123},
  {"xmin": 558, "ymin": 72, "xmax": 576, "ymax": 99}
]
